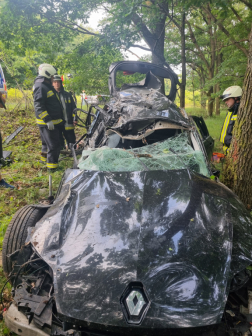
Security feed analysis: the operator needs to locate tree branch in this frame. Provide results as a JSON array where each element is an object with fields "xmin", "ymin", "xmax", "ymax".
[
  {"xmin": 131, "ymin": 44, "xmax": 151, "ymax": 51},
  {"xmin": 186, "ymin": 19, "xmax": 211, "ymax": 72},
  {"xmin": 150, "ymin": 0, "xmax": 181, "ymax": 30},
  {"xmin": 239, "ymin": 0, "xmax": 252, "ymax": 11},
  {"xmin": 215, "ymin": 38, "xmax": 249, "ymax": 51},
  {"xmin": 122, "ymin": 47, "xmax": 141, "ymax": 59},
  {"xmin": 39, "ymin": 10, "xmax": 99, "ymax": 36},
  {"xmin": 229, "ymin": 4, "xmax": 243, "ymax": 22},
  {"xmin": 201, "ymin": 6, "xmax": 249, "ymax": 57}
]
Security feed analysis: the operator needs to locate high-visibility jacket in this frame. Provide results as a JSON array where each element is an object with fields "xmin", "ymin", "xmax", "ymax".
[
  {"xmin": 33, "ymin": 76, "xmax": 64, "ymax": 127},
  {"xmin": 58, "ymin": 88, "xmax": 77, "ymax": 131},
  {"xmin": 220, "ymin": 102, "xmax": 239, "ymax": 155}
]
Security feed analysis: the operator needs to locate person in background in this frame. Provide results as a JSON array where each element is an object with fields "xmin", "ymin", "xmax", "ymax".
[
  {"xmin": 81, "ymin": 90, "xmax": 86, "ymax": 108},
  {"xmin": 66, "ymin": 73, "xmax": 77, "ymax": 105},
  {"xmin": 220, "ymin": 86, "xmax": 242, "ymax": 155},
  {"xmin": 52, "ymin": 75, "xmax": 77, "ymax": 148},
  {"xmin": 33, "ymin": 64, "xmax": 64, "ymax": 172},
  {"xmin": 0, "ymin": 92, "xmax": 14, "ymax": 188}
]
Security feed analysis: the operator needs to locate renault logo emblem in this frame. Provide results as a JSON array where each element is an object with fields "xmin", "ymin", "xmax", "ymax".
[
  {"xmin": 120, "ymin": 282, "xmax": 150, "ymax": 325},
  {"xmin": 126, "ymin": 291, "xmax": 146, "ymax": 316}
]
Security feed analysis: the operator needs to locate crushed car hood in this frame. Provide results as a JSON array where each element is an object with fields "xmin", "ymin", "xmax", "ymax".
[
  {"xmin": 108, "ymin": 79, "xmax": 190, "ymax": 131},
  {"xmin": 29, "ymin": 170, "xmax": 252, "ymax": 331}
]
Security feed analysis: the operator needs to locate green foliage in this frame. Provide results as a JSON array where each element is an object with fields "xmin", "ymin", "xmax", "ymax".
[
  {"xmin": 116, "ymin": 71, "xmax": 146, "ymax": 89},
  {"xmin": 0, "ymin": 0, "xmax": 251, "ymax": 111},
  {"xmin": 0, "ymin": 105, "xmax": 84, "ymax": 249},
  {"xmin": 0, "ymin": 0, "xmax": 75, "ymax": 54},
  {"xmin": 56, "ymin": 36, "xmax": 123, "ymax": 94}
]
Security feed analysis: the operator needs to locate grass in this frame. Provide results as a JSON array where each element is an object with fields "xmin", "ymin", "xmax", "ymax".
[
  {"xmin": 0, "ymin": 109, "xmax": 77, "ymax": 248},
  {"xmin": 185, "ymin": 106, "xmax": 227, "ymax": 180},
  {"xmin": 0, "ymin": 101, "xmax": 228, "ymax": 335},
  {"xmin": 0, "ymin": 101, "xmax": 84, "ymax": 335},
  {"xmin": 185, "ymin": 106, "xmax": 226, "ymax": 152},
  {"xmin": 0, "ymin": 268, "xmax": 12, "ymax": 336}
]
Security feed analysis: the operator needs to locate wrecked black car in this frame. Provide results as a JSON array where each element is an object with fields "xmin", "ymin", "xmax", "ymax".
[{"xmin": 3, "ymin": 61, "xmax": 252, "ymax": 336}]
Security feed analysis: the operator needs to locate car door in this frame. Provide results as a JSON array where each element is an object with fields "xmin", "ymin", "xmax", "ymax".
[{"xmin": 191, "ymin": 116, "xmax": 214, "ymax": 161}]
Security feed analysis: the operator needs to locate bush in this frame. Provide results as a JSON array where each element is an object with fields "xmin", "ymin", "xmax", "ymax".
[{"xmin": 7, "ymin": 88, "xmax": 32, "ymax": 100}]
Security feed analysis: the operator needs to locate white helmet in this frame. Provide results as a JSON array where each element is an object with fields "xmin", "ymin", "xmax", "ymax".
[
  {"xmin": 38, "ymin": 64, "xmax": 57, "ymax": 79},
  {"xmin": 221, "ymin": 86, "xmax": 242, "ymax": 101},
  {"xmin": 53, "ymin": 75, "xmax": 62, "ymax": 81}
]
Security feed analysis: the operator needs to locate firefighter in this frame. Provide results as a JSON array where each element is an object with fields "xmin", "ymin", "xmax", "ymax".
[
  {"xmin": 220, "ymin": 86, "xmax": 242, "ymax": 155},
  {"xmin": 0, "ymin": 132, "xmax": 14, "ymax": 188},
  {"xmin": 33, "ymin": 64, "xmax": 64, "ymax": 172},
  {"xmin": 52, "ymin": 75, "xmax": 77, "ymax": 147},
  {"xmin": 0, "ymin": 93, "xmax": 14, "ymax": 188}
]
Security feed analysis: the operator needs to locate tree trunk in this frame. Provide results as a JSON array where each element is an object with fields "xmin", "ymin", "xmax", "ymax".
[
  {"xmin": 223, "ymin": 25, "xmax": 252, "ymax": 209},
  {"xmin": 199, "ymin": 74, "xmax": 206, "ymax": 110},
  {"xmin": 215, "ymin": 50, "xmax": 222, "ymax": 115},
  {"xmin": 201, "ymin": 91, "xmax": 206, "ymax": 110},
  {"xmin": 207, "ymin": 87, "xmax": 214, "ymax": 117},
  {"xmin": 215, "ymin": 88, "xmax": 220, "ymax": 115},
  {"xmin": 180, "ymin": 12, "xmax": 186, "ymax": 108}
]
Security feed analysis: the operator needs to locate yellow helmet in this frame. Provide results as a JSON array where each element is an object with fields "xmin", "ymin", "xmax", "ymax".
[{"xmin": 221, "ymin": 86, "xmax": 242, "ymax": 101}]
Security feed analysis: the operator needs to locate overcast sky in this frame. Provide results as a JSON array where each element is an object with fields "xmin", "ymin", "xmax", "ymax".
[
  {"xmin": 86, "ymin": 10, "xmax": 181, "ymax": 74},
  {"xmin": 87, "ymin": 10, "xmax": 151, "ymax": 61}
]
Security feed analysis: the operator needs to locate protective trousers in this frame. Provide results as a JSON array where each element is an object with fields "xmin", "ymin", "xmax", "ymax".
[
  {"xmin": 62, "ymin": 129, "xmax": 76, "ymax": 146},
  {"xmin": 59, "ymin": 129, "xmax": 76, "ymax": 150},
  {"xmin": 39, "ymin": 125, "xmax": 64, "ymax": 169}
]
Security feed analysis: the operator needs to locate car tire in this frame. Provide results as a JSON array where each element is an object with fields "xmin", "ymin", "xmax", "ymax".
[{"xmin": 2, "ymin": 205, "xmax": 47, "ymax": 277}]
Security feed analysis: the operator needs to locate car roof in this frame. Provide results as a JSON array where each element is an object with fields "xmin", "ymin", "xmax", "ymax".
[
  {"xmin": 109, "ymin": 61, "xmax": 179, "ymax": 102},
  {"xmin": 109, "ymin": 61, "xmax": 176, "ymax": 79}
]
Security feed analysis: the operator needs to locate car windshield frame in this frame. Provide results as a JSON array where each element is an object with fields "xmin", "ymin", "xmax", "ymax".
[{"xmin": 108, "ymin": 61, "xmax": 179, "ymax": 102}]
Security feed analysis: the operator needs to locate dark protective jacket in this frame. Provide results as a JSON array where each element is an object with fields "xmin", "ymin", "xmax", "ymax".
[
  {"xmin": 0, "ymin": 131, "xmax": 2, "ymax": 160},
  {"xmin": 33, "ymin": 76, "xmax": 64, "ymax": 127},
  {"xmin": 220, "ymin": 102, "xmax": 239, "ymax": 155},
  {"xmin": 58, "ymin": 88, "xmax": 77, "ymax": 130}
]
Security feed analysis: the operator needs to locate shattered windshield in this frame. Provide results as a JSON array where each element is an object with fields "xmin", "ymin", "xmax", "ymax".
[{"xmin": 78, "ymin": 133, "xmax": 209, "ymax": 177}]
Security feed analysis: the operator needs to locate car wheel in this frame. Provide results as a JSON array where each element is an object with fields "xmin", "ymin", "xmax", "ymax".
[{"xmin": 2, "ymin": 205, "xmax": 47, "ymax": 277}]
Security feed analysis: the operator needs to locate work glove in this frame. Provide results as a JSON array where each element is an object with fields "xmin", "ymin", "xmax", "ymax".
[{"xmin": 47, "ymin": 121, "xmax": 54, "ymax": 131}]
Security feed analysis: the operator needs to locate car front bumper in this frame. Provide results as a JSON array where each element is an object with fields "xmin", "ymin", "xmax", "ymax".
[{"xmin": 5, "ymin": 304, "xmax": 49, "ymax": 336}]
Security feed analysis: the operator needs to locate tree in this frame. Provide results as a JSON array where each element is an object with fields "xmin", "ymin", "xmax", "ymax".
[
  {"xmin": 0, "ymin": 0, "xmax": 183, "ymax": 102},
  {"xmin": 56, "ymin": 36, "xmax": 123, "ymax": 94},
  {"xmin": 223, "ymin": 24, "xmax": 252, "ymax": 209},
  {"xmin": 0, "ymin": 0, "xmax": 251, "ymax": 113},
  {"xmin": 185, "ymin": 1, "xmax": 250, "ymax": 116}
]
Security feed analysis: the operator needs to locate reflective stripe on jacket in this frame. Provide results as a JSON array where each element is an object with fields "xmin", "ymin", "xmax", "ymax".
[
  {"xmin": 36, "ymin": 119, "xmax": 63, "ymax": 125},
  {"xmin": 33, "ymin": 76, "xmax": 64, "ymax": 126},
  {"xmin": 219, "ymin": 102, "xmax": 240, "ymax": 154}
]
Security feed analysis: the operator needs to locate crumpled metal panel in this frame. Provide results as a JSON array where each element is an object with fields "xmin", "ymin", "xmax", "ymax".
[
  {"xmin": 29, "ymin": 170, "xmax": 252, "ymax": 330},
  {"xmin": 109, "ymin": 88, "xmax": 190, "ymax": 130}
]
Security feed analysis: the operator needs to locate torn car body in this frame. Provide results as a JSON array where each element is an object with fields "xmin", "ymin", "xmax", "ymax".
[{"xmin": 4, "ymin": 61, "xmax": 252, "ymax": 336}]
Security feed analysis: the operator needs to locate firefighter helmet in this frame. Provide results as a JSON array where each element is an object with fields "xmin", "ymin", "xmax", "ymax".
[
  {"xmin": 221, "ymin": 86, "xmax": 242, "ymax": 101},
  {"xmin": 38, "ymin": 64, "xmax": 57, "ymax": 79},
  {"xmin": 53, "ymin": 75, "xmax": 62, "ymax": 81}
]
